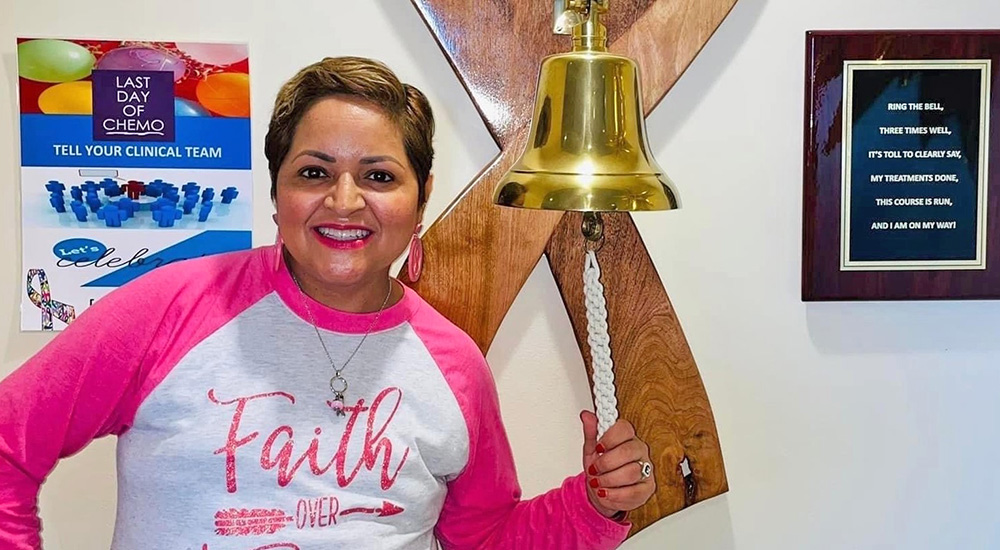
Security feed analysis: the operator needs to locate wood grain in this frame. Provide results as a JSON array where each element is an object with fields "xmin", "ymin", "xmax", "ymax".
[
  {"xmin": 546, "ymin": 213, "xmax": 728, "ymax": 534},
  {"xmin": 540, "ymin": 1, "xmax": 736, "ymax": 534},
  {"xmin": 403, "ymin": 0, "xmax": 737, "ymax": 533},
  {"xmin": 618, "ymin": 0, "xmax": 739, "ymax": 113},
  {"xmin": 407, "ymin": 0, "xmax": 563, "ymax": 146},
  {"xmin": 401, "ymin": 133, "xmax": 564, "ymax": 350},
  {"xmin": 401, "ymin": 0, "xmax": 570, "ymax": 349}
]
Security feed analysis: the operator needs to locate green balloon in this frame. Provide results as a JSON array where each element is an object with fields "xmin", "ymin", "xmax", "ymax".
[{"xmin": 18, "ymin": 39, "xmax": 96, "ymax": 83}]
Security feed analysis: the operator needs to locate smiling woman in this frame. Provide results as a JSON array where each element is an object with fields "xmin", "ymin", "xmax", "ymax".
[
  {"xmin": 0, "ymin": 56, "xmax": 655, "ymax": 550},
  {"xmin": 273, "ymin": 95, "xmax": 427, "ymax": 313}
]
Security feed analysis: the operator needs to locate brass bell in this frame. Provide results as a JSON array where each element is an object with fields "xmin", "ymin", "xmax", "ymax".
[{"xmin": 494, "ymin": 0, "xmax": 678, "ymax": 212}]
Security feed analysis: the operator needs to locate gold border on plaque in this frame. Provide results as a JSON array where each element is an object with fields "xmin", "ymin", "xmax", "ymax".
[{"xmin": 840, "ymin": 59, "xmax": 991, "ymax": 271}]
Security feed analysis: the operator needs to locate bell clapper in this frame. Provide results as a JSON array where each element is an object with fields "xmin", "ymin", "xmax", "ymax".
[{"xmin": 582, "ymin": 211, "xmax": 604, "ymax": 242}]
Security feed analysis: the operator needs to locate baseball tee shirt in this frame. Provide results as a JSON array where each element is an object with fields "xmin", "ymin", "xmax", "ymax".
[{"xmin": 0, "ymin": 244, "xmax": 629, "ymax": 550}]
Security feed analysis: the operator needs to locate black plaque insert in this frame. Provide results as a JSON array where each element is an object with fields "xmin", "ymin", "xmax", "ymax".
[{"xmin": 841, "ymin": 60, "xmax": 990, "ymax": 271}]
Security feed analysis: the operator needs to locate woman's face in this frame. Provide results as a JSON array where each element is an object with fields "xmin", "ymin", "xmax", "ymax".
[{"xmin": 275, "ymin": 95, "xmax": 427, "ymax": 295}]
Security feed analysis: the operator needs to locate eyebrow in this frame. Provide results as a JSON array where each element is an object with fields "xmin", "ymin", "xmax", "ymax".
[
  {"xmin": 360, "ymin": 155, "xmax": 404, "ymax": 167},
  {"xmin": 292, "ymin": 151, "xmax": 404, "ymax": 168},
  {"xmin": 295, "ymin": 150, "xmax": 336, "ymax": 163}
]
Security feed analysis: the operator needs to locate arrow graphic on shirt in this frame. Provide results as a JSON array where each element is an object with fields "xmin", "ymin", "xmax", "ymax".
[
  {"xmin": 214, "ymin": 508, "xmax": 294, "ymax": 536},
  {"xmin": 201, "ymin": 544, "xmax": 300, "ymax": 550},
  {"xmin": 339, "ymin": 501, "xmax": 405, "ymax": 518}
]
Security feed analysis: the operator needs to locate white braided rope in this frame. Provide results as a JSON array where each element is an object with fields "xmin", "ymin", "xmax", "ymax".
[{"xmin": 584, "ymin": 249, "xmax": 618, "ymax": 439}]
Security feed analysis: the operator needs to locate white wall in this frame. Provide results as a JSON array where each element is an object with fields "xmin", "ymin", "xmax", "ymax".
[{"xmin": 4, "ymin": 0, "xmax": 1000, "ymax": 548}]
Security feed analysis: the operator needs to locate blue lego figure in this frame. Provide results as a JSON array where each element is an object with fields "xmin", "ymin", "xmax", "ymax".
[
  {"xmin": 97, "ymin": 204, "xmax": 123, "ymax": 227},
  {"xmin": 201, "ymin": 188, "xmax": 215, "ymax": 203},
  {"xmin": 146, "ymin": 179, "xmax": 166, "ymax": 198},
  {"xmin": 70, "ymin": 186, "xmax": 83, "ymax": 202},
  {"xmin": 100, "ymin": 178, "xmax": 122, "ymax": 197},
  {"xmin": 198, "ymin": 201, "xmax": 214, "ymax": 222},
  {"xmin": 81, "ymin": 181, "xmax": 100, "ymax": 195},
  {"xmin": 70, "ymin": 200, "xmax": 88, "ymax": 222},
  {"xmin": 182, "ymin": 182, "xmax": 200, "ymax": 197},
  {"xmin": 86, "ymin": 193, "xmax": 102, "ymax": 213},
  {"xmin": 182, "ymin": 194, "xmax": 199, "ymax": 214},
  {"xmin": 164, "ymin": 187, "xmax": 180, "ymax": 203},
  {"xmin": 46, "ymin": 181, "xmax": 67, "ymax": 213},
  {"xmin": 152, "ymin": 203, "xmax": 183, "ymax": 227},
  {"xmin": 49, "ymin": 195, "xmax": 67, "ymax": 213},
  {"xmin": 150, "ymin": 197, "xmax": 174, "ymax": 213},
  {"xmin": 116, "ymin": 198, "xmax": 137, "ymax": 219},
  {"xmin": 221, "ymin": 186, "xmax": 239, "ymax": 204}
]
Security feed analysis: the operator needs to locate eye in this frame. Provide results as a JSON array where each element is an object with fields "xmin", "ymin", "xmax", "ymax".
[
  {"xmin": 365, "ymin": 170, "xmax": 395, "ymax": 184},
  {"xmin": 298, "ymin": 166, "xmax": 328, "ymax": 179}
]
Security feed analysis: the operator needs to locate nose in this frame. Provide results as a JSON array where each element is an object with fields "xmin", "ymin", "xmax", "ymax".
[{"xmin": 323, "ymin": 173, "xmax": 365, "ymax": 216}]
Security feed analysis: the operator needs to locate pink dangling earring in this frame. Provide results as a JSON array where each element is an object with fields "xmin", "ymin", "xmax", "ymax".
[
  {"xmin": 273, "ymin": 233, "xmax": 284, "ymax": 272},
  {"xmin": 407, "ymin": 224, "xmax": 423, "ymax": 282},
  {"xmin": 273, "ymin": 214, "xmax": 283, "ymax": 272}
]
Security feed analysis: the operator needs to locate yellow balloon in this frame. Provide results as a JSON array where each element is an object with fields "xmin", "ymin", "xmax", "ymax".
[{"xmin": 38, "ymin": 81, "xmax": 92, "ymax": 115}]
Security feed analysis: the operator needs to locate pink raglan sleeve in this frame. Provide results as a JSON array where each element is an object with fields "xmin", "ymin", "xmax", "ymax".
[
  {"xmin": 433, "ymin": 351, "xmax": 630, "ymax": 549},
  {"xmin": 0, "ymin": 263, "xmax": 210, "ymax": 549}
]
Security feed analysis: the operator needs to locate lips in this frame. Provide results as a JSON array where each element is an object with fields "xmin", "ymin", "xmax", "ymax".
[{"xmin": 312, "ymin": 224, "xmax": 372, "ymax": 250}]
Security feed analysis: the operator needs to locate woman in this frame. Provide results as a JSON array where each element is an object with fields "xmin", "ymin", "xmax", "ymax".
[{"xmin": 0, "ymin": 57, "xmax": 655, "ymax": 549}]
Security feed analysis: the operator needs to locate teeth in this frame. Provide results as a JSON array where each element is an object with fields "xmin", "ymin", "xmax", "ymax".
[{"xmin": 317, "ymin": 227, "xmax": 371, "ymax": 241}]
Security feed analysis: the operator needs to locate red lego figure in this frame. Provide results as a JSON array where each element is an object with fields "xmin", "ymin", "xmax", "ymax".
[{"xmin": 124, "ymin": 180, "xmax": 146, "ymax": 200}]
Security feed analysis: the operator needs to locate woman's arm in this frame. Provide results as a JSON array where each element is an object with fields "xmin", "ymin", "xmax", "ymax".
[
  {"xmin": 0, "ymin": 258, "xmax": 226, "ymax": 549},
  {"xmin": 0, "ymin": 286, "xmax": 161, "ymax": 548},
  {"xmin": 433, "ymin": 359, "xmax": 630, "ymax": 550}
]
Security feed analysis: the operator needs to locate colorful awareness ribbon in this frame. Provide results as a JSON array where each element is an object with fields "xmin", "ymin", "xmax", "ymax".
[{"xmin": 26, "ymin": 269, "xmax": 76, "ymax": 330}]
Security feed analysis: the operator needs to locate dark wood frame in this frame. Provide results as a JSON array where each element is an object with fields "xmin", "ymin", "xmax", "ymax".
[{"xmin": 803, "ymin": 30, "xmax": 1000, "ymax": 301}]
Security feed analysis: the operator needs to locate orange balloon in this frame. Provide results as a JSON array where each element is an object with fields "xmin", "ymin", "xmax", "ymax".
[
  {"xmin": 38, "ymin": 81, "xmax": 92, "ymax": 114},
  {"xmin": 196, "ymin": 72, "xmax": 250, "ymax": 117}
]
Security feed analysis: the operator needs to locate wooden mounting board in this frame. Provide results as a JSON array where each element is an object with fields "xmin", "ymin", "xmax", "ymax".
[{"xmin": 402, "ymin": 0, "xmax": 736, "ymax": 534}]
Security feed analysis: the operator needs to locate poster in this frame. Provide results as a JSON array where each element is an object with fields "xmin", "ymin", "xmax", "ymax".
[{"xmin": 17, "ymin": 39, "xmax": 253, "ymax": 330}]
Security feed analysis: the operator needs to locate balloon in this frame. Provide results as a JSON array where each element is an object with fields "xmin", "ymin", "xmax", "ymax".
[
  {"xmin": 175, "ymin": 97, "xmax": 210, "ymax": 117},
  {"xmin": 175, "ymin": 43, "xmax": 247, "ymax": 67},
  {"xmin": 196, "ymin": 73, "xmax": 250, "ymax": 117},
  {"xmin": 96, "ymin": 46, "xmax": 186, "ymax": 82},
  {"xmin": 18, "ymin": 39, "xmax": 95, "ymax": 83},
  {"xmin": 38, "ymin": 81, "xmax": 92, "ymax": 114}
]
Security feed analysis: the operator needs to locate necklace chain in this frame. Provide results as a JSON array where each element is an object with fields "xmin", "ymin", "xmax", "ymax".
[{"xmin": 291, "ymin": 273, "xmax": 393, "ymax": 415}]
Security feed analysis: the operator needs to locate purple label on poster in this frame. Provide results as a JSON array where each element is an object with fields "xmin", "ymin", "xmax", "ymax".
[{"xmin": 92, "ymin": 70, "xmax": 174, "ymax": 142}]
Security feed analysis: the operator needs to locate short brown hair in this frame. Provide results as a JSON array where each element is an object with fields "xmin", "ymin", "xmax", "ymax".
[{"xmin": 264, "ymin": 57, "xmax": 434, "ymax": 206}]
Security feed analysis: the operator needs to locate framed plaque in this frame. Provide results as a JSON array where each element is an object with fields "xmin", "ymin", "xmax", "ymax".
[{"xmin": 804, "ymin": 31, "xmax": 1000, "ymax": 300}]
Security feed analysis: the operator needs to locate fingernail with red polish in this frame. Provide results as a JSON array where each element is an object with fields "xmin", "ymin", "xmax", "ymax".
[
  {"xmin": 588, "ymin": 464, "xmax": 598, "ymax": 476},
  {"xmin": 598, "ymin": 489, "xmax": 607, "ymax": 498},
  {"xmin": 589, "ymin": 477, "xmax": 600, "ymax": 488},
  {"xmin": 595, "ymin": 443, "xmax": 606, "ymax": 454}
]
